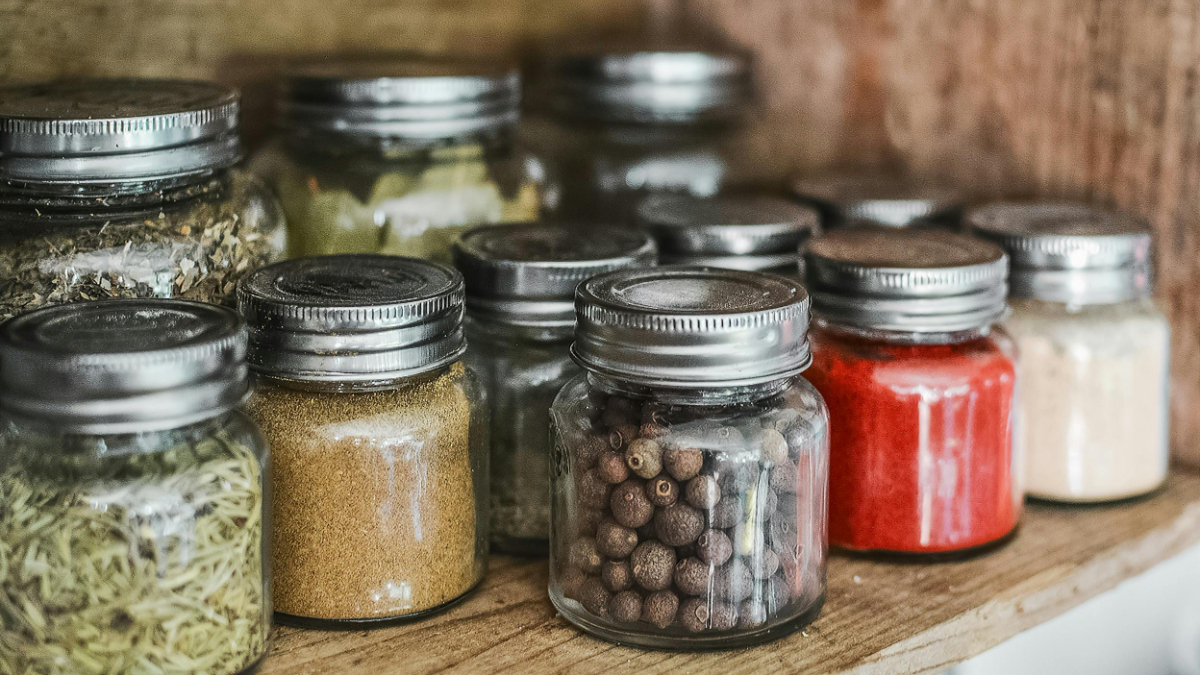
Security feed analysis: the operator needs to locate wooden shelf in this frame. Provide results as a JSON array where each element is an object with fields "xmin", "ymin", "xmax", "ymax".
[{"xmin": 260, "ymin": 467, "xmax": 1200, "ymax": 674}]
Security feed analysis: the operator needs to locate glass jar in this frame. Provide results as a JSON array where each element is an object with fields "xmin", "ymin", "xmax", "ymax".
[
  {"xmin": 0, "ymin": 79, "xmax": 286, "ymax": 320},
  {"xmin": 454, "ymin": 223, "xmax": 656, "ymax": 553},
  {"xmin": 525, "ymin": 49, "xmax": 755, "ymax": 226},
  {"xmin": 789, "ymin": 170, "xmax": 963, "ymax": 230},
  {"xmin": 802, "ymin": 227, "xmax": 1021, "ymax": 556},
  {"xmin": 239, "ymin": 254, "xmax": 488, "ymax": 626},
  {"xmin": 970, "ymin": 203, "xmax": 1171, "ymax": 502},
  {"xmin": 549, "ymin": 267, "xmax": 829, "ymax": 648},
  {"xmin": 0, "ymin": 299, "xmax": 270, "ymax": 675},
  {"xmin": 251, "ymin": 57, "xmax": 542, "ymax": 264},
  {"xmin": 635, "ymin": 194, "xmax": 817, "ymax": 275}
]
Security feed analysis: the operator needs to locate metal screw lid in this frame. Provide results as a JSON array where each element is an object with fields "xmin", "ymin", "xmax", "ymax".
[
  {"xmin": 237, "ymin": 255, "xmax": 465, "ymax": 383},
  {"xmin": 0, "ymin": 299, "xmax": 248, "ymax": 434},
  {"xmin": 547, "ymin": 49, "xmax": 754, "ymax": 124},
  {"xmin": 0, "ymin": 78, "xmax": 241, "ymax": 183},
  {"xmin": 789, "ymin": 171, "xmax": 963, "ymax": 228},
  {"xmin": 572, "ymin": 267, "xmax": 811, "ymax": 389},
  {"xmin": 281, "ymin": 56, "xmax": 521, "ymax": 139},
  {"xmin": 454, "ymin": 223, "xmax": 657, "ymax": 328},
  {"xmin": 636, "ymin": 193, "xmax": 819, "ymax": 257},
  {"xmin": 804, "ymin": 226, "xmax": 1008, "ymax": 332}
]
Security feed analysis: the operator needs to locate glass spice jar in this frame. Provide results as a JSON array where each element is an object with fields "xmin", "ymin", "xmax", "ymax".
[
  {"xmin": 0, "ymin": 299, "xmax": 271, "ymax": 675},
  {"xmin": 802, "ymin": 226, "xmax": 1020, "ymax": 556},
  {"xmin": 250, "ymin": 57, "xmax": 542, "ymax": 264},
  {"xmin": 549, "ymin": 267, "xmax": 829, "ymax": 648},
  {"xmin": 0, "ymin": 78, "xmax": 286, "ymax": 319},
  {"xmin": 239, "ymin": 254, "xmax": 488, "ymax": 626},
  {"xmin": 525, "ymin": 49, "xmax": 755, "ymax": 226},
  {"xmin": 969, "ymin": 203, "xmax": 1170, "ymax": 503},
  {"xmin": 789, "ymin": 170, "xmax": 963, "ymax": 230},
  {"xmin": 634, "ymin": 194, "xmax": 818, "ymax": 275},
  {"xmin": 454, "ymin": 223, "xmax": 657, "ymax": 554}
]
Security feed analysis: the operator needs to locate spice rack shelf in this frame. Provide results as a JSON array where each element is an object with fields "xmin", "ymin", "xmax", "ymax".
[{"xmin": 261, "ymin": 466, "xmax": 1200, "ymax": 674}]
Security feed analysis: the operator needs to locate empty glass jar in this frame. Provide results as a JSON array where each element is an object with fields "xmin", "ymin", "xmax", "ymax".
[
  {"xmin": 790, "ymin": 170, "xmax": 963, "ymax": 229},
  {"xmin": 549, "ymin": 267, "xmax": 829, "ymax": 648}
]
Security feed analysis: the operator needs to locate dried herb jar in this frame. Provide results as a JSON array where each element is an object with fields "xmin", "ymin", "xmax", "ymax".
[
  {"xmin": 0, "ymin": 299, "xmax": 270, "ymax": 675},
  {"xmin": 970, "ymin": 203, "xmax": 1170, "ymax": 503},
  {"xmin": 549, "ymin": 267, "xmax": 829, "ymax": 648},
  {"xmin": 455, "ymin": 223, "xmax": 656, "ymax": 554},
  {"xmin": 0, "ymin": 79, "xmax": 286, "ymax": 320},
  {"xmin": 802, "ymin": 227, "xmax": 1020, "ymax": 556},
  {"xmin": 251, "ymin": 57, "xmax": 542, "ymax": 264},
  {"xmin": 789, "ymin": 170, "xmax": 963, "ymax": 230},
  {"xmin": 240, "ymin": 254, "xmax": 488, "ymax": 626}
]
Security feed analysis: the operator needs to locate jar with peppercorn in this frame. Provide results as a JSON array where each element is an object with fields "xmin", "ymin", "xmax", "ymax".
[
  {"xmin": 549, "ymin": 267, "xmax": 829, "ymax": 648},
  {"xmin": 802, "ymin": 226, "xmax": 1021, "ymax": 557}
]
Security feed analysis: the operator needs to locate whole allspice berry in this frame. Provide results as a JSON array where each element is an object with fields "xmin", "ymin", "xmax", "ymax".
[
  {"xmin": 639, "ymin": 421, "xmax": 669, "ymax": 439},
  {"xmin": 664, "ymin": 446, "xmax": 703, "ymax": 482},
  {"xmin": 760, "ymin": 488, "xmax": 779, "ymax": 521},
  {"xmin": 576, "ymin": 435, "xmax": 607, "ymax": 471},
  {"xmin": 642, "ymin": 590, "xmax": 680, "ymax": 628},
  {"xmin": 625, "ymin": 438, "xmax": 663, "ymax": 479},
  {"xmin": 710, "ymin": 602, "xmax": 738, "ymax": 631},
  {"xmin": 646, "ymin": 475, "xmax": 679, "ymax": 507},
  {"xmin": 679, "ymin": 597, "xmax": 711, "ymax": 633},
  {"xmin": 609, "ymin": 424, "xmax": 640, "ymax": 450},
  {"xmin": 654, "ymin": 503, "xmax": 704, "ymax": 546},
  {"xmin": 738, "ymin": 599, "xmax": 767, "ymax": 629},
  {"xmin": 610, "ymin": 479, "xmax": 655, "ymax": 528},
  {"xmin": 714, "ymin": 562, "xmax": 755, "ymax": 603},
  {"xmin": 576, "ymin": 507, "xmax": 603, "ymax": 537},
  {"xmin": 685, "ymin": 474, "xmax": 721, "ymax": 510},
  {"xmin": 674, "ymin": 557, "xmax": 714, "ymax": 596},
  {"xmin": 765, "ymin": 574, "xmax": 791, "ymax": 610},
  {"xmin": 597, "ymin": 451, "xmax": 631, "ymax": 484},
  {"xmin": 630, "ymin": 540, "xmax": 676, "ymax": 591},
  {"xmin": 577, "ymin": 469, "xmax": 613, "ymax": 509},
  {"xmin": 569, "ymin": 537, "xmax": 604, "ymax": 574},
  {"xmin": 561, "ymin": 566, "xmax": 587, "ymax": 601},
  {"xmin": 580, "ymin": 577, "xmax": 612, "ymax": 618},
  {"xmin": 596, "ymin": 519, "xmax": 638, "ymax": 559},
  {"xmin": 769, "ymin": 517, "xmax": 799, "ymax": 552},
  {"xmin": 757, "ymin": 428, "xmax": 790, "ymax": 465},
  {"xmin": 696, "ymin": 529, "xmax": 733, "ymax": 566},
  {"xmin": 602, "ymin": 559, "xmax": 634, "ymax": 592},
  {"xmin": 769, "ymin": 460, "xmax": 799, "ymax": 494},
  {"xmin": 747, "ymin": 547, "xmax": 781, "ymax": 579},
  {"xmin": 708, "ymin": 497, "xmax": 744, "ymax": 529},
  {"xmin": 609, "ymin": 590, "xmax": 643, "ymax": 624}
]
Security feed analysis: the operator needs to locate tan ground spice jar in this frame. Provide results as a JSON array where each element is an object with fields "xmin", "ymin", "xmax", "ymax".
[{"xmin": 239, "ymin": 254, "xmax": 488, "ymax": 626}]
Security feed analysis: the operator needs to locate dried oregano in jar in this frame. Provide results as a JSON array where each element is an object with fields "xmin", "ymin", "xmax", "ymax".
[
  {"xmin": 0, "ymin": 300, "xmax": 270, "ymax": 675},
  {"xmin": 550, "ymin": 267, "xmax": 829, "ymax": 648}
]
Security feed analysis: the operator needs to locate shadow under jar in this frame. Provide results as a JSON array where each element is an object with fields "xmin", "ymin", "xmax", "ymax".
[
  {"xmin": 802, "ymin": 226, "xmax": 1021, "ymax": 557},
  {"xmin": 0, "ymin": 78, "xmax": 286, "ymax": 319},
  {"xmin": 454, "ymin": 223, "xmax": 656, "ymax": 554},
  {"xmin": 969, "ymin": 203, "xmax": 1170, "ymax": 503},
  {"xmin": 549, "ymin": 267, "xmax": 829, "ymax": 649},
  {"xmin": 250, "ymin": 57, "xmax": 542, "ymax": 264},
  {"xmin": 0, "ymin": 300, "xmax": 271, "ymax": 675},
  {"xmin": 239, "ymin": 254, "xmax": 488, "ymax": 627}
]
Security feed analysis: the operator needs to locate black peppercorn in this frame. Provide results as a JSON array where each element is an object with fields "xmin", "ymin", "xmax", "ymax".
[
  {"xmin": 737, "ymin": 599, "xmax": 767, "ymax": 629},
  {"xmin": 630, "ymin": 540, "xmax": 676, "ymax": 591},
  {"xmin": 769, "ymin": 460, "xmax": 798, "ymax": 494},
  {"xmin": 685, "ymin": 474, "xmax": 721, "ymax": 510},
  {"xmin": 679, "ymin": 597, "xmax": 711, "ymax": 633},
  {"xmin": 663, "ymin": 446, "xmax": 704, "ymax": 482},
  {"xmin": 696, "ymin": 529, "xmax": 733, "ymax": 566},
  {"xmin": 608, "ymin": 424, "xmax": 639, "ymax": 450},
  {"xmin": 561, "ymin": 566, "xmax": 587, "ymax": 601},
  {"xmin": 646, "ymin": 475, "xmax": 679, "ymax": 507},
  {"xmin": 580, "ymin": 577, "xmax": 612, "ymax": 618},
  {"xmin": 610, "ymin": 479, "xmax": 654, "ymax": 528},
  {"xmin": 708, "ymin": 496, "xmax": 743, "ymax": 529},
  {"xmin": 577, "ymin": 469, "xmax": 612, "ymax": 509},
  {"xmin": 654, "ymin": 503, "xmax": 704, "ymax": 546},
  {"xmin": 674, "ymin": 557, "xmax": 714, "ymax": 596},
  {"xmin": 597, "ymin": 451, "xmax": 631, "ymax": 484},
  {"xmin": 757, "ymin": 428, "xmax": 789, "ymax": 465},
  {"xmin": 642, "ymin": 590, "xmax": 679, "ymax": 628},
  {"xmin": 602, "ymin": 559, "xmax": 634, "ymax": 592},
  {"xmin": 609, "ymin": 590, "xmax": 643, "ymax": 623},
  {"xmin": 625, "ymin": 438, "xmax": 663, "ymax": 479},
  {"xmin": 595, "ymin": 519, "xmax": 638, "ymax": 559},
  {"xmin": 714, "ymin": 562, "xmax": 754, "ymax": 603},
  {"xmin": 569, "ymin": 537, "xmax": 603, "ymax": 574}
]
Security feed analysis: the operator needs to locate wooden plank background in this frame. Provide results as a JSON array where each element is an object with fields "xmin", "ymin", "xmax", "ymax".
[{"xmin": 3, "ymin": 0, "xmax": 1199, "ymax": 462}]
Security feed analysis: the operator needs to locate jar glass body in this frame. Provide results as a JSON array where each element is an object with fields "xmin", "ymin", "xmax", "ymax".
[
  {"xmin": 465, "ymin": 319, "xmax": 578, "ymax": 554},
  {"xmin": 548, "ymin": 372, "xmax": 829, "ymax": 648},
  {"xmin": 1005, "ymin": 297, "xmax": 1170, "ymax": 502},
  {"xmin": 0, "ymin": 169, "xmax": 287, "ymax": 320},
  {"xmin": 0, "ymin": 410, "xmax": 271, "ymax": 675},
  {"xmin": 251, "ymin": 129, "xmax": 542, "ymax": 264},
  {"xmin": 805, "ymin": 322, "xmax": 1021, "ymax": 556},
  {"xmin": 244, "ymin": 361, "xmax": 489, "ymax": 626}
]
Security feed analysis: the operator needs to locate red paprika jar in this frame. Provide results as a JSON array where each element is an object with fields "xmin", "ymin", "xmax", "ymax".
[{"xmin": 802, "ymin": 227, "xmax": 1020, "ymax": 556}]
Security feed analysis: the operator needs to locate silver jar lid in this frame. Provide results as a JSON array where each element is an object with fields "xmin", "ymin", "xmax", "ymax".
[
  {"xmin": 454, "ymin": 223, "xmax": 657, "ymax": 328},
  {"xmin": 789, "ymin": 171, "xmax": 962, "ymax": 228},
  {"xmin": 0, "ymin": 299, "xmax": 247, "ymax": 434},
  {"xmin": 572, "ymin": 267, "xmax": 811, "ymax": 388},
  {"xmin": 0, "ymin": 79, "xmax": 241, "ymax": 183},
  {"xmin": 804, "ymin": 227, "xmax": 1008, "ymax": 332},
  {"xmin": 547, "ymin": 49, "xmax": 753, "ymax": 124},
  {"xmin": 281, "ymin": 57, "xmax": 520, "ymax": 139},
  {"xmin": 967, "ymin": 202, "xmax": 1153, "ymax": 303},
  {"xmin": 238, "ymin": 255, "xmax": 465, "ymax": 382}
]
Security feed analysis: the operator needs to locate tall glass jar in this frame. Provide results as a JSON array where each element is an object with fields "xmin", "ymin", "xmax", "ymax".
[
  {"xmin": 251, "ymin": 58, "xmax": 542, "ymax": 264},
  {"xmin": 549, "ymin": 267, "xmax": 829, "ymax": 648},
  {"xmin": 970, "ymin": 203, "xmax": 1170, "ymax": 502},
  {"xmin": 802, "ymin": 227, "xmax": 1021, "ymax": 556},
  {"xmin": 525, "ymin": 49, "xmax": 755, "ymax": 226},
  {"xmin": 0, "ymin": 299, "xmax": 271, "ymax": 675},
  {"xmin": 239, "ymin": 255, "xmax": 488, "ymax": 626},
  {"xmin": 0, "ymin": 78, "xmax": 286, "ymax": 319},
  {"xmin": 789, "ymin": 170, "xmax": 963, "ymax": 230},
  {"xmin": 454, "ymin": 223, "xmax": 656, "ymax": 554}
]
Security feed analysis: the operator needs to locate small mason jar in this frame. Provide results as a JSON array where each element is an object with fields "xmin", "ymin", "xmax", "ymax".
[
  {"xmin": 549, "ymin": 267, "xmax": 829, "ymax": 648},
  {"xmin": 969, "ymin": 203, "xmax": 1170, "ymax": 502},
  {"xmin": 802, "ymin": 227, "xmax": 1021, "ymax": 556},
  {"xmin": 0, "ymin": 78, "xmax": 286, "ymax": 319},
  {"xmin": 251, "ymin": 57, "xmax": 542, "ymax": 264},
  {"xmin": 240, "ymin": 254, "xmax": 488, "ymax": 626},
  {"xmin": 455, "ymin": 223, "xmax": 656, "ymax": 554},
  {"xmin": 0, "ymin": 299, "xmax": 271, "ymax": 675},
  {"xmin": 635, "ymin": 194, "xmax": 818, "ymax": 275},
  {"xmin": 789, "ymin": 170, "xmax": 963, "ymax": 230},
  {"xmin": 525, "ymin": 49, "xmax": 755, "ymax": 226}
]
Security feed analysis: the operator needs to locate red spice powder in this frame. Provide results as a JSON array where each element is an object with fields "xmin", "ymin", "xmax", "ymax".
[{"xmin": 806, "ymin": 326, "xmax": 1020, "ymax": 554}]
